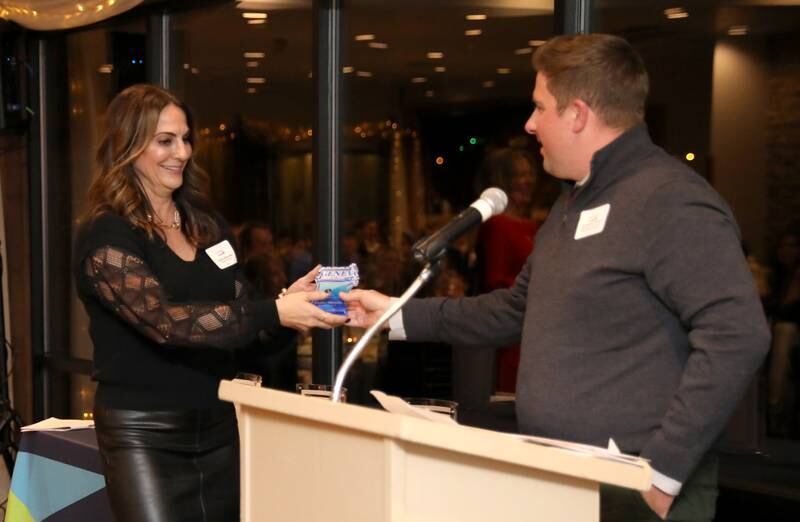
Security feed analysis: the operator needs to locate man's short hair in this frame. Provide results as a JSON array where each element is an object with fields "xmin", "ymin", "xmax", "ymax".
[{"xmin": 533, "ymin": 34, "xmax": 649, "ymax": 129}]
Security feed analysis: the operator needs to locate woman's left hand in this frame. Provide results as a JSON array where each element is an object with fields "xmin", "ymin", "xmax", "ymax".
[{"xmin": 285, "ymin": 264, "xmax": 321, "ymax": 295}]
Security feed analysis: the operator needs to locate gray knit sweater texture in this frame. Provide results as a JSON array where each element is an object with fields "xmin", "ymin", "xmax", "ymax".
[{"xmin": 402, "ymin": 124, "xmax": 770, "ymax": 483}]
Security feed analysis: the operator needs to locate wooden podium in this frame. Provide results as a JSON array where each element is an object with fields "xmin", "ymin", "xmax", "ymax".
[{"xmin": 219, "ymin": 380, "xmax": 651, "ymax": 522}]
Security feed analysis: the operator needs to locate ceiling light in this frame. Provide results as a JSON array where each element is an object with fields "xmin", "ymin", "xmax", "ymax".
[
  {"xmin": 664, "ymin": 7, "xmax": 688, "ymax": 19},
  {"xmin": 355, "ymin": 34, "xmax": 375, "ymax": 41},
  {"xmin": 368, "ymin": 42, "xmax": 388, "ymax": 49},
  {"xmin": 728, "ymin": 25, "xmax": 748, "ymax": 36},
  {"xmin": 465, "ymin": 29, "xmax": 482, "ymax": 36},
  {"xmin": 425, "ymin": 90, "xmax": 434, "ymax": 98},
  {"xmin": 342, "ymin": 66, "xmax": 354, "ymax": 73},
  {"xmin": 246, "ymin": 61, "xmax": 259, "ymax": 68},
  {"xmin": 482, "ymin": 80, "xmax": 495, "ymax": 88},
  {"xmin": 529, "ymin": 40, "xmax": 546, "ymax": 47},
  {"xmin": 497, "ymin": 67, "xmax": 511, "ymax": 74},
  {"xmin": 247, "ymin": 19, "xmax": 266, "ymax": 25},
  {"xmin": 356, "ymin": 71, "xmax": 373, "ymax": 77},
  {"xmin": 97, "ymin": 64, "xmax": 113, "ymax": 74},
  {"xmin": 244, "ymin": 52, "xmax": 265, "ymax": 59},
  {"xmin": 515, "ymin": 47, "xmax": 533, "ymax": 55},
  {"xmin": 183, "ymin": 63, "xmax": 190, "ymax": 69},
  {"xmin": 411, "ymin": 77, "xmax": 427, "ymax": 83},
  {"xmin": 427, "ymin": 52, "xmax": 444, "ymax": 59},
  {"xmin": 191, "ymin": 67, "xmax": 200, "ymax": 74},
  {"xmin": 247, "ymin": 77, "xmax": 266, "ymax": 84},
  {"xmin": 466, "ymin": 14, "xmax": 486, "ymax": 21},
  {"xmin": 242, "ymin": 12, "xmax": 267, "ymax": 19},
  {"xmin": 247, "ymin": 87, "xmax": 257, "ymax": 94},
  {"xmin": 435, "ymin": 66, "xmax": 446, "ymax": 73}
]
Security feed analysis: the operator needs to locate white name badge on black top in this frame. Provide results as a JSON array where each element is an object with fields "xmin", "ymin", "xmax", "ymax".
[
  {"xmin": 575, "ymin": 203, "xmax": 610, "ymax": 240},
  {"xmin": 205, "ymin": 240, "xmax": 238, "ymax": 269}
]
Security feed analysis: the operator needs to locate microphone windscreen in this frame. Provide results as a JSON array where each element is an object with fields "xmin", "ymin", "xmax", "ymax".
[{"xmin": 480, "ymin": 187, "xmax": 508, "ymax": 216}]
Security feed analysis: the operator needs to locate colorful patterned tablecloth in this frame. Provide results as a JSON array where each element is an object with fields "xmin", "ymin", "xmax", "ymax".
[{"xmin": 5, "ymin": 428, "xmax": 113, "ymax": 522}]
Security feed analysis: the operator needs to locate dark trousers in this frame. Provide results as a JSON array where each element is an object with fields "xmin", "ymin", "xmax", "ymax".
[{"xmin": 601, "ymin": 454, "xmax": 718, "ymax": 522}]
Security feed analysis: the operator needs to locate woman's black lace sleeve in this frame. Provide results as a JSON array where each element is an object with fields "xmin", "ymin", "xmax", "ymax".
[{"xmin": 82, "ymin": 244, "xmax": 278, "ymax": 350}]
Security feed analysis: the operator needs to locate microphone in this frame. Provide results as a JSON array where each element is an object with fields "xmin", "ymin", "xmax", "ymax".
[{"xmin": 412, "ymin": 187, "xmax": 507, "ymax": 263}]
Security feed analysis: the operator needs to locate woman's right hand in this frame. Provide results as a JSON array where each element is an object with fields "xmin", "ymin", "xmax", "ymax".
[{"xmin": 275, "ymin": 291, "xmax": 348, "ymax": 333}]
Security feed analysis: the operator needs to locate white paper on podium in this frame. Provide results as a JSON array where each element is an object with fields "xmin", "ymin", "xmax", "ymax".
[
  {"xmin": 371, "ymin": 391, "xmax": 646, "ymax": 468},
  {"xmin": 370, "ymin": 390, "xmax": 458, "ymax": 425},
  {"xmin": 511, "ymin": 433, "xmax": 648, "ymax": 467},
  {"xmin": 21, "ymin": 417, "xmax": 95, "ymax": 432}
]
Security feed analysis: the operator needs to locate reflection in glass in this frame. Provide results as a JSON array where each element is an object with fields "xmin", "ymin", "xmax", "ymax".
[
  {"xmin": 172, "ymin": 2, "xmax": 314, "ymax": 239},
  {"xmin": 171, "ymin": 2, "xmax": 314, "ymax": 393},
  {"xmin": 70, "ymin": 374, "xmax": 97, "ymax": 420},
  {"xmin": 593, "ymin": 1, "xmax": 800, "ymax": 444},
  {"xmin": 51, "ymin": 20, "xmax": 148, "ymax": 417},
  {"xmin": 342, "ymin": 1, "xmax": 556, "ymax": 405}
]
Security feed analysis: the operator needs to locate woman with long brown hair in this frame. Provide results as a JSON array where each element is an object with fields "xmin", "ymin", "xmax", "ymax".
[{"xmin": 74, "ymin": 84, "xmax": 345, "ymax": 521}]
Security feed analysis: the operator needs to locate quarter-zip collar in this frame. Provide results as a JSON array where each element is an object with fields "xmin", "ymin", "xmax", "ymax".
[
  {"xmin": 583, "ymin": 123, "xmax": 655, "ymax": 194},
  {"xmin": 556, "ymin": 123, "xmax": 654, "ymax": 211}
]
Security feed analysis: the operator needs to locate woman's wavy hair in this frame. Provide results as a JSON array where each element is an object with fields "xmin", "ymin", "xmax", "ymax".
[{"xmin": 83, "ymin": 83, "xmax": 219, "ymax": 244}]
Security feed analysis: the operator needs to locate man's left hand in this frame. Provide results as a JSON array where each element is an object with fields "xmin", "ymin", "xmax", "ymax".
[{"xmin": 641, "ymin": 486, "xmax": 674, "ymax": 519}]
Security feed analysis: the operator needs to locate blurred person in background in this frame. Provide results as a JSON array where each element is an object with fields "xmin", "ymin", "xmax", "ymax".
[
  {"xmin": 477, "ymin": 148, "xmax": 540, "ymax": 393},
  {"xmin": 765, "ymin": 228, "xmax": 800, "ymax": 436}
]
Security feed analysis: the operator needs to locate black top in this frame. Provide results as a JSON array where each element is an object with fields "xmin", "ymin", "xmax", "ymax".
[{"xmin": 74, "ymin": 213, "xmax": 281, "ymax": 410}]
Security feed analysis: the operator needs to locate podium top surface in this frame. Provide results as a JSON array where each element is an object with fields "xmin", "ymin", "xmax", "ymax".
[{"xmin": 219, "ymin": 380, "xmax": 651, "ymax": 491}]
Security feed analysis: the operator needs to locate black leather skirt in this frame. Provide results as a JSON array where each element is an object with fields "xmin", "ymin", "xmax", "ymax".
[{"xmin": 94, "ymin": 405, "xmax": 239, "ymax": 522}]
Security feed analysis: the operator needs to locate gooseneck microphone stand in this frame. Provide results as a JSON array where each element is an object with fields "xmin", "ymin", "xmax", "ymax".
[{"xmin": 331, "ymin": 260, "xmax": 441, "ymax": 403}]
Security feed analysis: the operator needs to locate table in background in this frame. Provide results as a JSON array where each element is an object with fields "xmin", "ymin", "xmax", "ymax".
[{"xmin": 5, "ymin": 428, "xmax": 113, "ymax": 522}]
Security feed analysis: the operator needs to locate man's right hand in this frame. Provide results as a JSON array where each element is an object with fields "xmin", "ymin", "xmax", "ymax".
[{"xmin": 339, "ymin": 289, "xmax": 392, "ymax": 329}]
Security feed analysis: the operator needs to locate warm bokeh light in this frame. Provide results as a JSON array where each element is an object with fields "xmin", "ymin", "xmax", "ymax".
[
  {"xmin": 664, "ymin": 7, "xmax": 689, "ymax": 20},
  {"xmin": 728, "ymin": 25, "xmax": 748, "ymax": 36}
]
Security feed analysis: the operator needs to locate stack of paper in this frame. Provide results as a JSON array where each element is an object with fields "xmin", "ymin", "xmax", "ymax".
[
  {"xmin": 370, "ymin": 391, "xmax": 458, "ymax": 425},
  {"xmin": 21, "ymin": 417, "xmax": 94, "ymax": 432}
]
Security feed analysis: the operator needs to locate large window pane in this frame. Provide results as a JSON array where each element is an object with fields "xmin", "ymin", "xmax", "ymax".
[
  {"xmin": 171, "ymin": 1, "xmax": 314, "ymax": 390},
  {"xmin": 341, "ymin": 0, "xmax": 556, "ymax": 406},
  {"xmin": 45, "ymin": 18, "xmax": 148, "ymax": 418},
  {"xmin": 593, "ymin": 0, "xmax": 800, "ymax": 460}
]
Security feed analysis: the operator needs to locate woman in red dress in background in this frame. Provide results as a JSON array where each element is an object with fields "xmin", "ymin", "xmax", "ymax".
[{"xmin": 477, "ymin": 149, "xmax": 540, "ymax": 393}]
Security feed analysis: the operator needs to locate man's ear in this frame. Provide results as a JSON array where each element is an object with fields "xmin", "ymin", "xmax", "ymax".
[{"xmin": 570, "ymin": 99, "xmax": 590, "ymax": 133}]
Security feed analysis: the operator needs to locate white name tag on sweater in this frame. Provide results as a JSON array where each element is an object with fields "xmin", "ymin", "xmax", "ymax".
[
  {"xmin": 205, "ymin": 240, "xmax": 238, "ymax": 269},
  {"xmin": 575, "ymin": 203, "xmax": 610, "ymax": 240}
]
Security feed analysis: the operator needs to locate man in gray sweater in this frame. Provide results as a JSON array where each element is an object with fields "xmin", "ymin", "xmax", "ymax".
[{"xmin": 342, "ymin": 34, "xmax": 769, "ymax": 521}]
